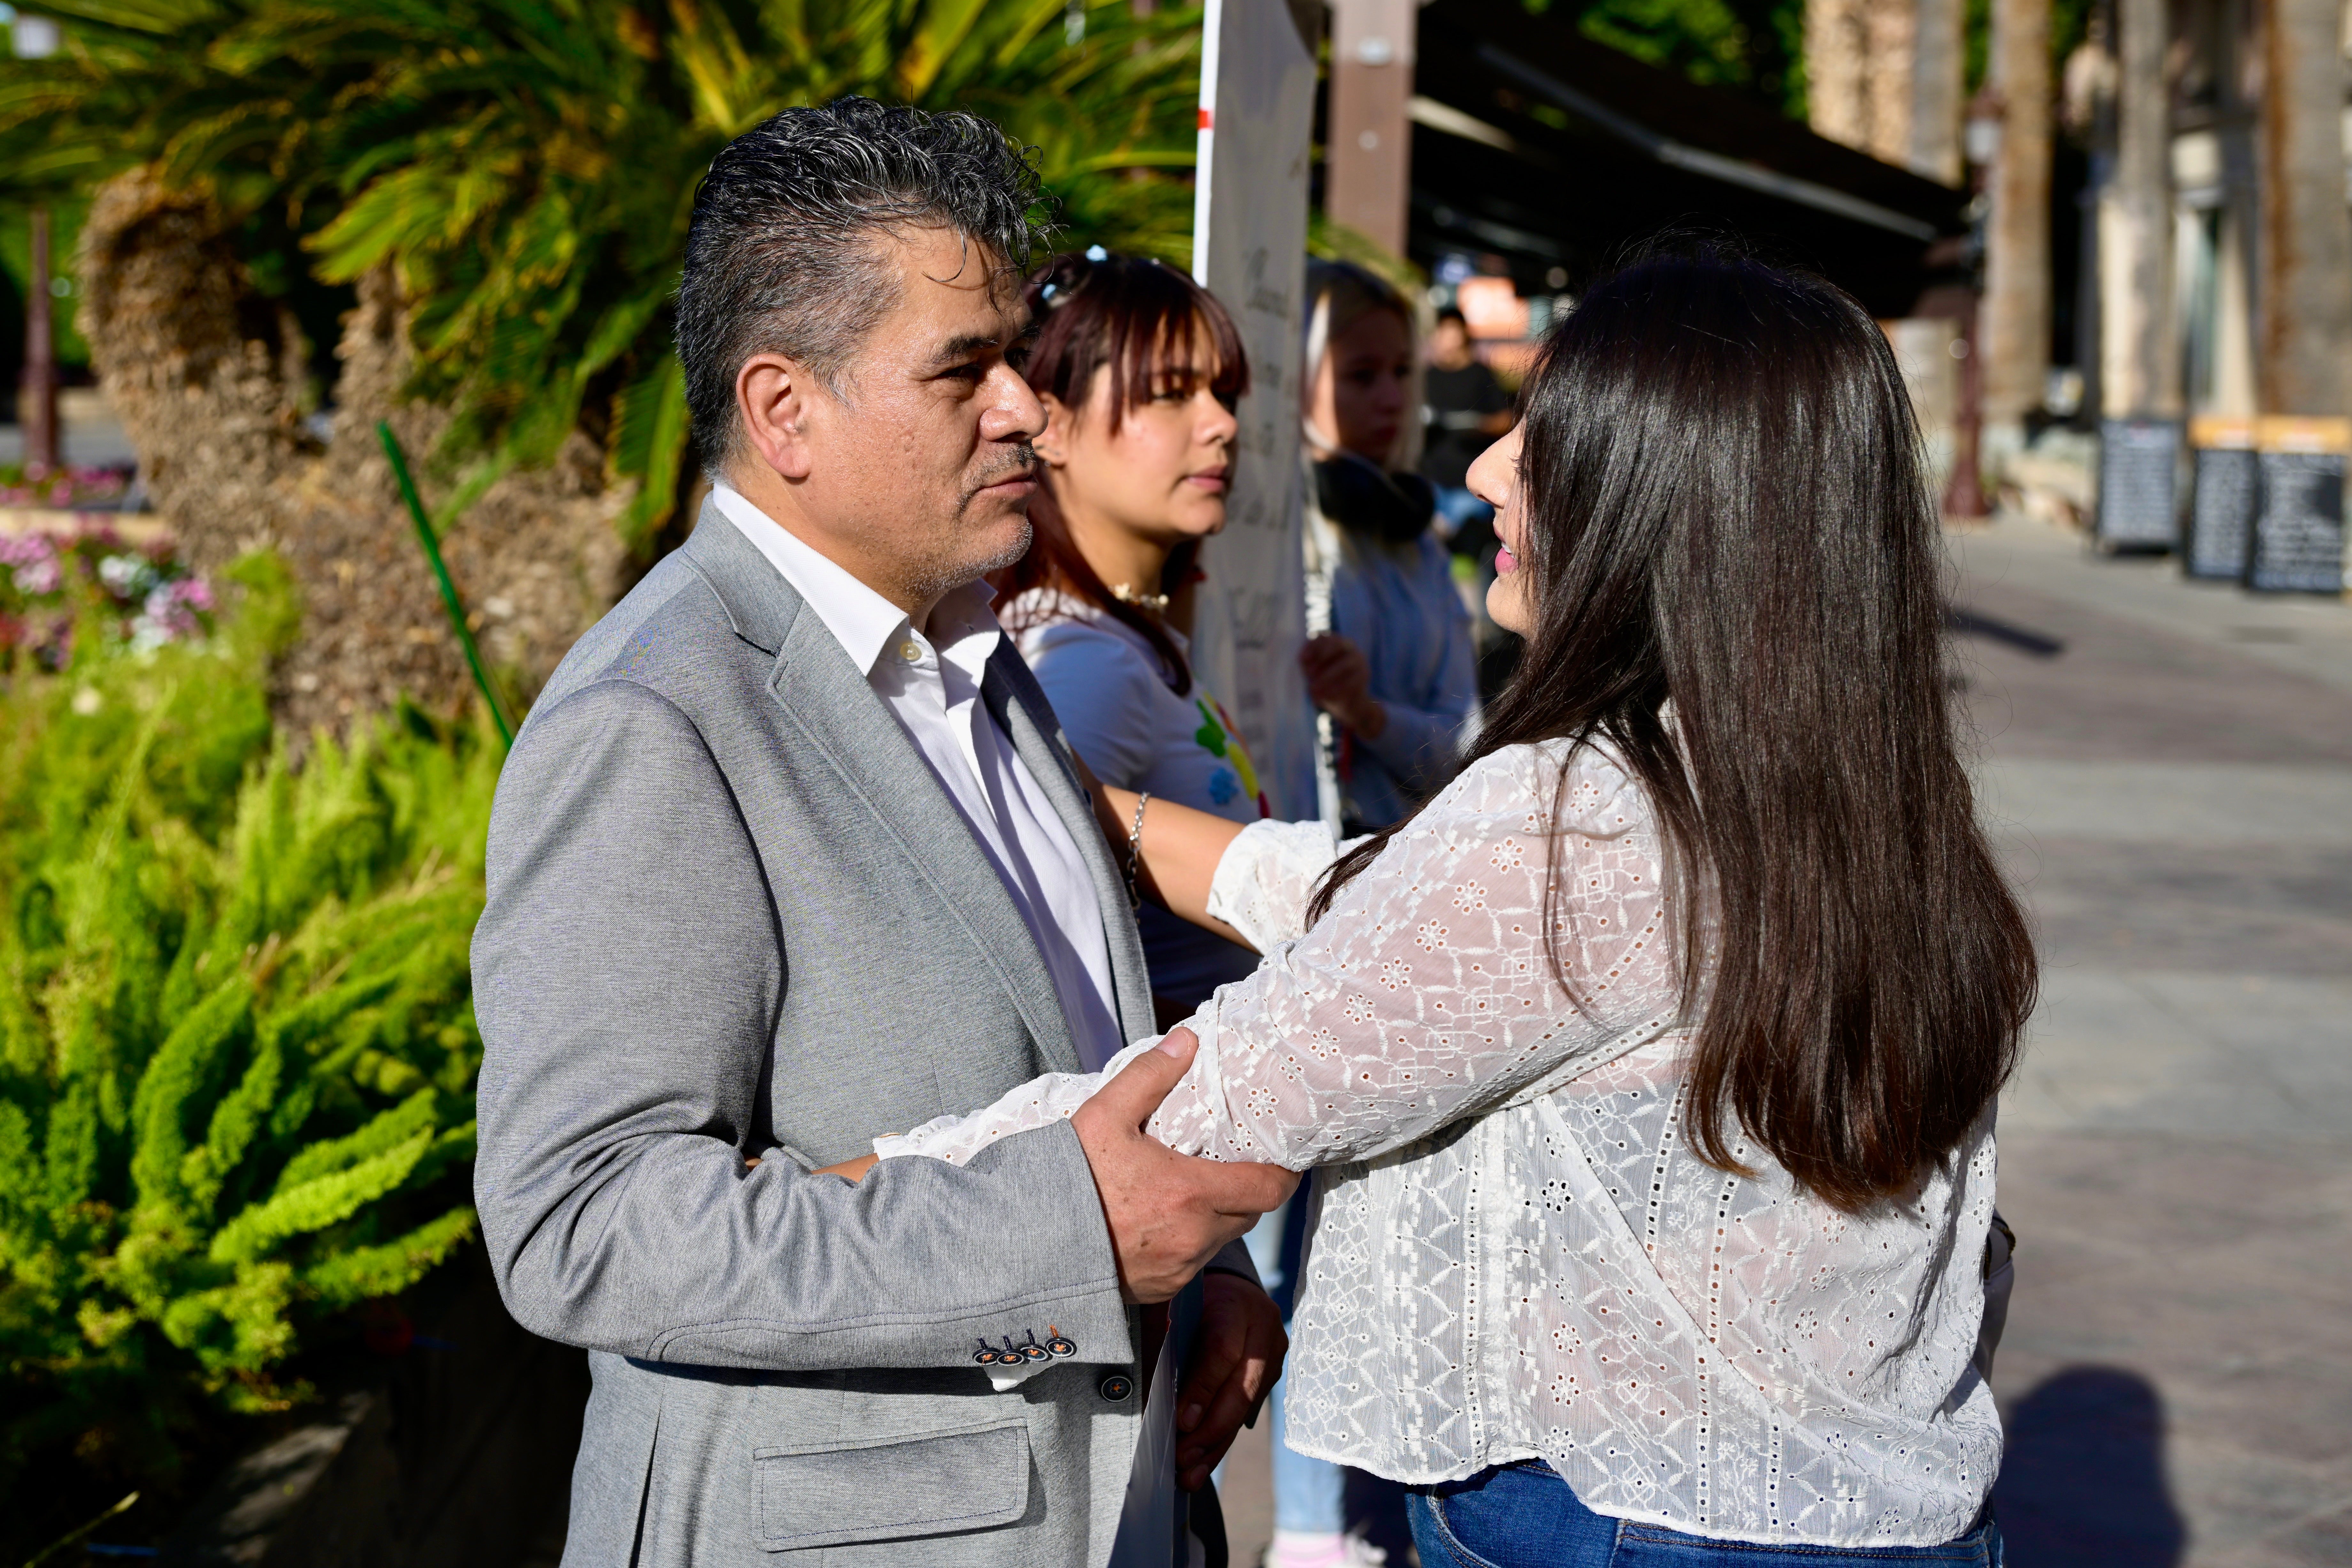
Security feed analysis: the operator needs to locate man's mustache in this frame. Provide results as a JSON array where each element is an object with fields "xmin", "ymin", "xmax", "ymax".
[{"xmin": 958, "ymin": 444, "xmax": 1039, "ymax": 511}]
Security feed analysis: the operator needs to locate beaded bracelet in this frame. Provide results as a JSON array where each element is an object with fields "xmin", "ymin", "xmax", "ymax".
[{"xmin": 1124, "ymin": 792, "xmax": 1150, "ymax": 913}]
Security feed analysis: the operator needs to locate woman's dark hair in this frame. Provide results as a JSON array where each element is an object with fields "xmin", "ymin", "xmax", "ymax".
[
  {"xmin": 1310, "ymin": 245, "xmax": 2036, "ymax": 1211},
  {"xmin": 997, "ymin": 251, "xmax": 1249, "ymax": 696}
]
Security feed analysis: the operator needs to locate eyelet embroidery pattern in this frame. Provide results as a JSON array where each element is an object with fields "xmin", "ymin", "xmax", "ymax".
[{"xmin": 875, "ymin": 740, "xmax": 2002, "ymax": 1548}]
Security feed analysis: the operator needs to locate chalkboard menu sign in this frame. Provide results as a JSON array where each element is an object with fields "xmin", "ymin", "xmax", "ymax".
[
  {"xmin": 2185, "ymin": 415, "xmax": 2259, "ymax": 580},
  {"xmin": 2248, "ymin": 416, "xmax": 2349, "ymax": 594},
  {"xmin": 2097, "ymin": 418, "xmax": 2182, "ymax": 548}
]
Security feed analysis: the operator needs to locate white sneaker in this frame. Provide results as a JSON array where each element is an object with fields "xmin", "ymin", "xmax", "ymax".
[{"xmin": 1262, "ymin": 1529, "xmax": 1389, "ymax": 1568}]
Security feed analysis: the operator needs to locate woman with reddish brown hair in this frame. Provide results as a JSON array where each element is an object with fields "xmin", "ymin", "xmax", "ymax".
[{"xmin": 997, "ymin": 249, "xmax": 1270, "ymax": 1028}]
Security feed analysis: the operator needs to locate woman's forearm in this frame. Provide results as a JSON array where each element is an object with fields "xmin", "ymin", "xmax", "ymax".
[
  {"xmin": 1100, "ymin": 786, "xmax": 1252, "ymax": 946},
  {"xmin": 1067, "ymin": 751, "xmax": 1335, "ymax": 951}
]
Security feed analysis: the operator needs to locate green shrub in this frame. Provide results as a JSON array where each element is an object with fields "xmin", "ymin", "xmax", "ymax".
[{"xmin": 0, "ymin": 553, "xmax": 498, "ymax": 1489}]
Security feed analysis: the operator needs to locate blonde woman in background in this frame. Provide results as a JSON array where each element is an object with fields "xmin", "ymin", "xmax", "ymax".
[
  {"xmin": 1222, "ymin": 260, "xmax": 1489, "ymax": 1567},
  {"xmin": 1298, "ymin": 260, "xmax": 1478, "ymax": 840}
]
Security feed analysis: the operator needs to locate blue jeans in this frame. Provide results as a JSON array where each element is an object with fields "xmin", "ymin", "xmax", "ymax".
[{"xmin": 1409, "ymin": 1463, "xmax": 2004, "ymax": 1568}]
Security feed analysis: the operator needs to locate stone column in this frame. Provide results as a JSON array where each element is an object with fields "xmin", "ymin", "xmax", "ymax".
[
  {"xmin": 2256, "ymin": 0, "xmax": 2352, "ymax": 415},
  {"xmin": 1984, "ymin": 0, "xmax": 2054, "ymax": 429},
  {"xmin": 2102, "ymin": 0, "xmax": 2173, "ymax": 414},
  {"xmin": 1325, "ymin": 0, "xmax": 1416, "ymax": 254}
]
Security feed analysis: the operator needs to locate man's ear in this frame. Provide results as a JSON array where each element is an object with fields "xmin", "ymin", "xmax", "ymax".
[
  {"xmin": 1034, "ymin": 393, "xmax": 1075, "ymax": 468},
  {"xmin": 737, "ymin": 353, "xmax": 818, "ymax": 481}
]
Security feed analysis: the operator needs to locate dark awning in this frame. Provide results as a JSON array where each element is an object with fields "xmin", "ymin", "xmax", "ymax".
[{"xmin": 1405, "ymin": 0, "xmax": 1970, "ymax": 317}]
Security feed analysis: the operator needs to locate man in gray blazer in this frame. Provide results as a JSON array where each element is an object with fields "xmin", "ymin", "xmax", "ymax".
[{"xmin": 471, "ymin": 99, "xmax": 1295, "ymax": 1566}]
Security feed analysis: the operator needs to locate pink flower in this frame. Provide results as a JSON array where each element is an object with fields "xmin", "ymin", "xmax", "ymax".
[
  {"xmin": 12, "ymin": 558, "xmax": 61, "ymax": 596},
  {"xmin": 174, "ymin": 577, "xmax": 215, "ymax": 612},
  {"xmin": 0, "ymin": 534, "xmax": 55, "ymax": 568}
]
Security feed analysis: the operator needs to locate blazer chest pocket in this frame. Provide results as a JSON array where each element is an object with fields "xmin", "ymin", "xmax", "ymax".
[{"xmin": 753, "ymin": 1418, "xmax": 1031, "ymax": 1552}]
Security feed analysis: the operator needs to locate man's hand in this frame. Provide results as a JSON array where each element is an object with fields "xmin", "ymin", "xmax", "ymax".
[
  {"xmin": 1300, "ymin": 634, "xmax": 1386, "ymax": 740},
  {"xmin": 1075, "ymin": 1028, "xmax": 1297, "ymax": 1304},
  {"xmin": 1176, "ymin": 1271, "xmax": 1286, "ymax": 1490}
]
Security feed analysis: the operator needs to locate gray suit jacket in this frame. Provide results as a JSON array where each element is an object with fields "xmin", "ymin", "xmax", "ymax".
[{"xmin": 473, "ymin": 502, "xmax": 1249, "ymax": 1566}]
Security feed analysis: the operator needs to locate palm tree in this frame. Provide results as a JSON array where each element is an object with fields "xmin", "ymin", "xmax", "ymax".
[{"xmin": 1, "ymin": 0, "xmax": 1203, "ymax": 717}]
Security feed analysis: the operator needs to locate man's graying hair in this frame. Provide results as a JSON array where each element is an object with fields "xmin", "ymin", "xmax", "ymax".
[{"xmin": 677, "ymin": 97, "xmax": 1050, "ymax": 471}]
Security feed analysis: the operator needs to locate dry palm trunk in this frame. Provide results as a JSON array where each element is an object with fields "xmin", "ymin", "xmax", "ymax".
[
  {"xmin": 2257, "ymin": 0, "xmax": 2352, "ymax": 417},
  {"xmin": 1806, "ymin": 0, "xmax": 1917, "ymax": 168},
  {"xmin": 1984, "ymin": 0, "xmax": 2054, "ymax": 429},
  {"xmin": 73, "ymin": 169, "xmax": 631, "ymax": 737}
]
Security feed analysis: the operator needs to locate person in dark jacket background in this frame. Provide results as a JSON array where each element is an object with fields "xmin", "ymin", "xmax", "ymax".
[{"xmin": 1420, "ymin": 304, "xmax": 1513, "ymax": 546}]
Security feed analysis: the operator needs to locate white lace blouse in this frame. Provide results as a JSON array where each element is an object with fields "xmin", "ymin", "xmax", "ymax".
[{"xmin": 874, "ymin": 739, "xmax": 2001, "ymax": 1547}]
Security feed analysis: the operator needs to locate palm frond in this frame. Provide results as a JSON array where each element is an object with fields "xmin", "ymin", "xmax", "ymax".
[{"xmin": 12, "ymin": 0, "xmax": 1208, "ymax": 553}]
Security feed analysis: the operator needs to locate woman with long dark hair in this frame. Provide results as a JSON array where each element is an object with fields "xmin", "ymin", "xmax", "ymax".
[
  {"xmin": 862, "ymin": 248, "xmax": 2038, "ymax": 1564},
  {"xmin": 994, "ymin": 249, "xmax": 1268, "ymax": 1027}
]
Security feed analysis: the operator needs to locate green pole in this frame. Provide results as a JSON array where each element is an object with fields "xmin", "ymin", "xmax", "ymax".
[{"xmin": 377, "ymin": 421, "xmax": 514, "ymax": 745}]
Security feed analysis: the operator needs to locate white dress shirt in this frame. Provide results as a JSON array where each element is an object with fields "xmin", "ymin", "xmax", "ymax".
[{"xmin": 711, "ymin": 483, "xmax": 1124, "ymax": 1070}]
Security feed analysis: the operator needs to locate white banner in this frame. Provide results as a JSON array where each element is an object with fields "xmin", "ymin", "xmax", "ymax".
[{"xmin": 1189, "ymin": 0, "xmax": 1320, "ymax": 820}]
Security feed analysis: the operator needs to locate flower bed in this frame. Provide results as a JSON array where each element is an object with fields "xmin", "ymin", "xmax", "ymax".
[
  {"xmin": 0, "ymin": 525, "xmax": 211, "ymax": 672},
  {"xmin": 0, "ymin": 462, "xmax": 134, "ymax": 511}
]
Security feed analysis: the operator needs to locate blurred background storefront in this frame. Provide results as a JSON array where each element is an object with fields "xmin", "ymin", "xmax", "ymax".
[{"xmin": 1314, "ymin": 0, "xmax": 2352, "ymax": 565}]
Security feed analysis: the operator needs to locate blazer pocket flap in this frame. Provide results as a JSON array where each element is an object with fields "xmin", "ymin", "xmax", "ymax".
[{"xmin": 754, "ymin": 1419, "xmax": 1031, "ymax": 1552}]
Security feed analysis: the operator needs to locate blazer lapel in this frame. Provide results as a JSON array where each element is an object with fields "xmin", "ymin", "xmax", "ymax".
[
  {"xmin": 985, "ymin": 648, "xmax": 1158, "ymax": 1045},
  {"xmin": 680, "ymin": 506, "xmax": 1084, "ymax": 1075}
]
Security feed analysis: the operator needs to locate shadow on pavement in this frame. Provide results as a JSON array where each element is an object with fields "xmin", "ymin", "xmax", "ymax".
[
  {"xmin": 1948, "ymin": 605, "xmax": 2069, "ymax": 659},
  {"xmin": 1995, "ymin": 1366, "xmax": 2185, "ymax": 1566}
]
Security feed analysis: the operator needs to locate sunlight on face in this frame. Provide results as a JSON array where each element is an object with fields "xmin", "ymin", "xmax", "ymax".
[
  {"xmin": 1309, "ymin": 309, "xmax": 1413, "ymax": 464},
  {"xmin": 1039, "ymin": 331, "xmax": 1239, "ymax": 549},
  {"xmin": 1468, "ymin": 420, "xmax": 1529, "ymax": 635},
  {"xmin": 749, "ymin": 225, "xmax": 1046, "ymax": 611}
]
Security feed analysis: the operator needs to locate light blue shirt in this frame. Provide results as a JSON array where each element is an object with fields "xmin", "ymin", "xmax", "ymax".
[{"xmin": 1327, "ymin": 529, "xmax": 1477, "ymax": 829}]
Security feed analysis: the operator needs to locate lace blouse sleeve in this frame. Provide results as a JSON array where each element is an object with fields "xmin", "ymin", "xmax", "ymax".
[
  {"xmin": 1203, "ymin": 817, "xmax": 1348, "ymax": 952},
  {"xmin": 874, "ymin": 743, "xmax": 1675, "ymax": 1169}
]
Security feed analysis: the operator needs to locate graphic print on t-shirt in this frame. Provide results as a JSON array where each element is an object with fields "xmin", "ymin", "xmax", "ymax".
[{"xmin": 1192, "ymin": 694, "xmax": 1271, "ymax": 819}]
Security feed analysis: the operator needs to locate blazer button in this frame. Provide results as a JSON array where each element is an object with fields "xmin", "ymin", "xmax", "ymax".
[{"xmin": 1098, "ymin": 1372, "xmax": 1135, "ymax": 1402}]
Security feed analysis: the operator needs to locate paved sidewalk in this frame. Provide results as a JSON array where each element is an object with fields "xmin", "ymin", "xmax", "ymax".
[{"xmin": 1952, "ymin": 517, "xmax": 2352, "ymax": 1568}]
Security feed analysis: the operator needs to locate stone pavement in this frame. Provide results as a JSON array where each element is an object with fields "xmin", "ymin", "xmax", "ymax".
[
  {"xmin": 1953, "ymin": 518, "xmax": 2352, "ymax": 1568},
  {"xmin": 1216, "ymin": 517, "xmax": 2352, "ymax": 1568}
]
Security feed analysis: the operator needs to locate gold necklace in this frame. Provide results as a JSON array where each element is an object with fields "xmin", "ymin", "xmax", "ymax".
[{"xmin": 1108, "ymin": 581, "xmax": 1171, "ymax": 613}]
